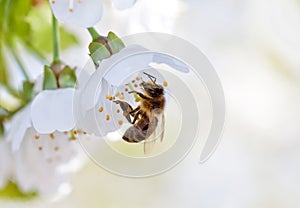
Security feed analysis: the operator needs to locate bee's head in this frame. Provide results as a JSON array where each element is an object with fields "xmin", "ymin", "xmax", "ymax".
[
  {"xmin": 141, "ymin": 72, "xmax": 164, "ymax": 97},
  {"xmin": 142, "ymin": 82, "xmax": 164, "ymax": 97}
]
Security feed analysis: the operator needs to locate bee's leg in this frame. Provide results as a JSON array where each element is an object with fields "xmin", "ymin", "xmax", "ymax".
[
  {"xmin": 129, "ymin": 106, "xmax": 141, "ymax": 116},
  {"xmin": 129, "ymin": 91, "xmax": 151, "ymax": 100},
  {"xmin": 114, "ymin": 100, "xmax": 133, "ymax": 123},
  {"xmin": 131, "ymin": 110, "xmax": 143, "ymax": 124}
]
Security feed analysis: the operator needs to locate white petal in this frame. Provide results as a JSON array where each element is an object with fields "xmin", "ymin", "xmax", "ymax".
[
  {"xmin": 31, "ymin": 88, "xmax": 75, "ymax": 134},
  {"xmin": 6, "ymin": 105, "xmax": 32, "ymax": 151},
  {"xmin": 112, "ymin": 0, "xmax": 136, "ymax": 10},
  {"xmin": 0, "ymin": 140, "xmax": 13, "ymax": 189},
  {"xmin": 49, "ymin": 0, "xmax": 103, "ymax": 28}
]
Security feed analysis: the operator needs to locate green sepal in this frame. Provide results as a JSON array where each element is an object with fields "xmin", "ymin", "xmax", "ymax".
[
  {"xmin": 89, "ymin": 42, "xmax": 110, "ymax": 66},
  {"xmin": 21, "ymin": 81, "xmax": 34, "ymax": 102},
  {"xmin": 58, "ymin": 66, "xmax": 77, "ymax": 88},
  {"xmin": 107, "ymin": 31, "xmax": 125, "ymax": 54},
  {"xmin": 43, "ymin": 65, "xmax": 57, "ymax": 90}
]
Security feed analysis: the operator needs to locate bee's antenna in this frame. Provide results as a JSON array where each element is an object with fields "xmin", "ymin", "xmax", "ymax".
[{"xmin": 143, "ymin": 72, "xmax": 157, "ymax": 84}]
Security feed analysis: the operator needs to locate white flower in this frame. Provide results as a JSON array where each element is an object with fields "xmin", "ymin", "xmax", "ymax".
[
  {"xmin": 75, "ymin": 45, "xmax": 168, "ymax": 141},
  {"xmin": 0, "ymin": 140, "xmax": 13, "ymax": 189},
  {"xmin": 6, "ymin": 88, "xmax": 76, "ymax": 151},
  {"xmin": 49, "ymin": 0, "xmax": 137, "ymax": 27},
  {"xmin": 75, "ymin": 46, "xmax": 146, "ymax": 137},
  {"xmin": 12, "ymin": 128, "xmax": 89, "ymax": 196},
  {"xmin": 5, "ymin": 88, "xmax": 97, "ymax": 196}
]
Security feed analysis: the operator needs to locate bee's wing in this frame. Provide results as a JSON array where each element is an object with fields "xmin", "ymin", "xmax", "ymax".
[
  {"xmin": 159, "ymin": 113, "xmax": 165, "ymax": 142},
  {"xmin": 143, "ymin": 110, "xmax": 165, "ymax": 154}
]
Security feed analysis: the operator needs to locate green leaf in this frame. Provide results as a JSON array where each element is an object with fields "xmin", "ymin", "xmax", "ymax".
[
  {"xmin": 0, "ymin": 106, "xmax": 7, "ymax": 135},
  {"xmin": 107, "ymin": 31, "xmax": 125, "ymax": 54},
  {"xmin": 89, "ymin": 42, "xmax": 110, "ymax": 66},
  {"xmin": 0, "ymin": 0, "xmax": 31, "ymax": 84},
  {"xmin": 3, "ymin": 0, "xmax": 32, "ymax": 43},
  {"xmin": 0, "ymin": 121, "xmax": 4, "ymax": 137},
  {"xmin": 0, "ymin": 106, "xmax": 8, "ymax": 117},
  {"xmin": 60, "ymin": 27, "xmax": 79, "ymax": 50},
  {"xmin": 58, "ymin": 66, "xmax": 77, "ymax": 88},
  {"xmin": 0, "ymin": 181, "xmax": 37, "ymax": 200},
  {"xmin": 43, "ymin": 65, "xmax": 57, "ymax": 90},
  {"xmin": 26, "ymin": 4, "xmax": 79, "ymax": 56},
  {"xmin": 0, "ymin": 47, "xmax": 8, "ymax": 85}
]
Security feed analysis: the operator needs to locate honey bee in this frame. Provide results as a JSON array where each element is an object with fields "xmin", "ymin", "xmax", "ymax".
[{"xmin": 114, "ymin": 72, "xmax": 166, "ymax": 153}]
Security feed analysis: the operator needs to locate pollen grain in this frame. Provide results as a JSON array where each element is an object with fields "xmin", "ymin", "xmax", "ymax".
[
  {"xmin": 163, "ymin": 81, "xmax": 168, "ymax": 87},
  {"xmin": 50, "ymin": 133, "xmax": 55, "ymax": 139}
]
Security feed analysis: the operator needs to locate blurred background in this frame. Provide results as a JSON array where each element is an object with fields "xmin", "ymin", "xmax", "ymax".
[{"xmin": 1, "ymin": 0, "xmax": 300, "ymax": 207}]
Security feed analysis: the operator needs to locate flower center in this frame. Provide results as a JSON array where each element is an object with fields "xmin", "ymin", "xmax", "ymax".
[{"xmin": 51, "ymin": 0, "xmax": 83, "ymax": 12}]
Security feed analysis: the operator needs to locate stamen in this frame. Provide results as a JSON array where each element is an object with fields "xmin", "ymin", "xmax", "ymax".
[
  {"xmin": 34, "ymin": 135, "xmax": 40, "ymax": 140},
  {"xmin": 38, "ymin": 146, "xmax": 43, "ymax": 151},
  {"xmin": 119, "ymin": 94, "xmax": 125, "ymax": 100},
  {"xmin": 106, "ymin": 94, "xmax": 113, "ymax": 101},
  {"xmin": 51, "ymin": 0, "xmax": 56, "ymax": 3},
  {"xmin": 69, "ymin": 0, "xmax": 74, "ymax": 12},
  {"xmin": 54, "ymin": 146, "xmax": 59, "ymax": 151},
  {"xmin": 118, "ymin": 120, "xmax": 123, "ymax": 125},
  {"xmin": 106, "ymin": 114, "xmax": 110, "ymax": 121},
  {"xmin": 50, "ymin": 133, "xmax": 55, "ymax": 139},
  {"xmin": 73, "ymin": 129, "xmax": 78, "ymax": 135},
  {"xmin": 99, "ymin": 106, "xmax": 104, "ymax": 112}
]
